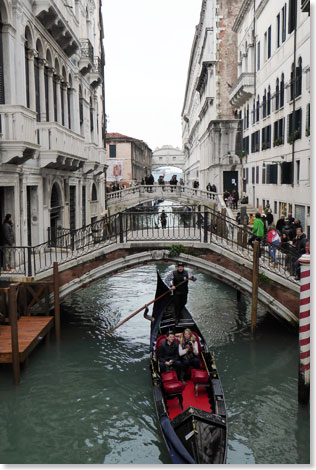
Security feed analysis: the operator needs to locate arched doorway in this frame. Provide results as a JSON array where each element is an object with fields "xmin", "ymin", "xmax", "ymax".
[{"xmin": 50, "ymin": 183, "xmax": 62, "ymax": 244}]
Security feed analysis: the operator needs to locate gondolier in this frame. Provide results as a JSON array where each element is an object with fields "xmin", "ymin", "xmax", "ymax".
[{"xmin": 165, "ymin": 262, "xmax": 196, "ymax": 325}]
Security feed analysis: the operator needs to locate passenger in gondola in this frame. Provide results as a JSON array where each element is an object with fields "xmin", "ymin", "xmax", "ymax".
[
  {"xmin": 165, "ymin": 262, "xmax": 197, "ymax": 325},
  {"xmin": 158, "ymin": 331, "xmax": 182, "ymax": 381},
  {"xmin": 178, "ymin": 328, "xmax": 200, "ymax": 383}
]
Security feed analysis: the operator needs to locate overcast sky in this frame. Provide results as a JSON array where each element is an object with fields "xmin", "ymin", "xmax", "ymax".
[{"xmin": 102, "ymin": 0, "xmax": 202, "ymax": 151}]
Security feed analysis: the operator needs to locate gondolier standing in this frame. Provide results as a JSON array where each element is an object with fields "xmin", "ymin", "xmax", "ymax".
[{"xmin": 165, "ymin": 262, "xmax": 196, "ymax": 325}]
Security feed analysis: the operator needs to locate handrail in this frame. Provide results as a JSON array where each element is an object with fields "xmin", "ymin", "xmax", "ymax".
[{"xmin": 0, "ymin": 208, "xmax": 300, "ymax": 286}]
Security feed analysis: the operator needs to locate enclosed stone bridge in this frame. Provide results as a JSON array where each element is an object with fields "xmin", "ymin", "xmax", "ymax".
[
  {"xmin": 0, "ymin": 208, "xmax": 300, "ymax": 326},
  {"xmin": 106, "ymin": 184, "xmax": 224, "ymax": 215}
]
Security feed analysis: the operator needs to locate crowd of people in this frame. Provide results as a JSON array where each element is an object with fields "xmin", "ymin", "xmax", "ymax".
[{"xmin": 246, "ymin": 210, "xmax": 307, "ymax": 280}]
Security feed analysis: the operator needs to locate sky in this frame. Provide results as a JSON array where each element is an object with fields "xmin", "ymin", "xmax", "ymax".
[{"xmin": 102, "ymin": 0, "xmax": 202, "ymax": 151}]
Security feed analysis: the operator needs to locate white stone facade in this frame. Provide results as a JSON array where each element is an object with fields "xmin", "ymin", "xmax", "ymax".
[
  {"xmin": 230, "ymin": 0, "xmax": 310, "ymax": 236},
  {"xmin": 181, "ymin": 0, "xmax": 243, "ymax": 193},
  {"xmin": 152, "ymin": 145, "xmax": 185, "ymax": 171},
  {"xmin": 0, "ymin": 0, "xmax": 107, "ymax": 247}
]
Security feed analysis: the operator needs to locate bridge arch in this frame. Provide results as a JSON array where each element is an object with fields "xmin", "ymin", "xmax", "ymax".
[{"xmin": 57, "ymin": 249, "xmax": 298, "ymax": 326}]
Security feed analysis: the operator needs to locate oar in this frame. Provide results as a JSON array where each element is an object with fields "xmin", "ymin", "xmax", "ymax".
[{"xmin": 106, "ymin": 278, "xmax": 188, "ymax": 334}]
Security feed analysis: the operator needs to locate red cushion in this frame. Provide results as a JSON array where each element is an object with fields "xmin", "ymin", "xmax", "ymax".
[
  {"xmin": 163, "ymin": 381, "xmax": 185, "ymax": 394},
  {"xmin": 191, "ymin": 369, "xmax": 209, "ymax": 384},
  {"xmin": 162, "ymin": 371, "xmax": 178, "ymax": 383}
]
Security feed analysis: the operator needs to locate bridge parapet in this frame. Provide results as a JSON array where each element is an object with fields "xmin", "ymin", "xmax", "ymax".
[{"xmin": 106, "ymin": 184, "xmax": 221, "ymax": 213}]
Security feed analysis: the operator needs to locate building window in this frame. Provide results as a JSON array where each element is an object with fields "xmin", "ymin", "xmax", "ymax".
[
  {"xmin": 306, "ymin": 103, "xmax": 310, "ymax": 136},
  {"xmin": 274, "ymin": 117, "xmax": 285, "ymax": 145},
  {"xmin": 252, "ymin": 99, "xmax": 256, "ymax": 124},
  {"xmin": 276, "ymin": 13, "xmax": 281, "ymax": 48},
  {"xmin": 44, "ymin": 66, "xmax": 49, "ymax": 122},
  {"xmin": 262, "ymin": 89, "xmax": 267, "ymax": 118},
  {"xmin": 288, "ymin": 108, "xmax": 302, "ymax": 143},
  {"xmin": 243, "ymin": 136, "xmax": 249, "ymax": 155},
  {"xmin": 267, "ymin": 164, "xmax": 278, "ymax": 184},
  {"xmin": 256, "ymin": 166, "xmax": 259, "ymax": 184},
  {"xmin": 109, "ymin": 144, "xmax": 116, "ymax": 158},
  {"xmin": 262, "ymin": 125, "xmax": 271, "ymax": 150},
  {"xmin": 281, "ymin": 161, "xmax": 293, "ymax": 184},
  {"xmin": 290, "ymin": 63, "xmax": 295, "ymax": 101},
  {"xmin": 246, "ymin": 104, "xmax": 249, "ymax": 128},
  {"xmin": 0, "ymin": 14, "xmax": 4, "ymax": 104},
  {"xmin": 252, "ymin": 167, "xmax": 255, "ymax": 184},
  {"xmin": 256, "ymin": 95, "xmax": 260, "ymax": 121},
  {"xmin": 280, "ymin": 73, "xmax": 285, "ymax": 107},
  {"xmin": 275, "ymin": 78, "xmax": 280, "ymax": 110},
  {"xmin": 34, "ymin": 57, "xmax": 41, "ymax": 122},
  {"xmin": 296, "ymin": 160, "xmax": 300, "ymax": 184},
  {"xmin": 91, "ymin": 183, "xmax": 97, "ymax": 201},
  {"xmin": 274, "ymin": 201, "xmax": 278, "ymax": 213},
  {"xmin": 90, "ymin": 97, "xmax": 94, "ymax": 132},
  {"xmin": 53, "ymin": 74, "xmax": 57, "ymax": 122},
  {"xmin": 288, "ymin": 0, "xmax": 297, "ymax": 34},
  {"xmin": 262, "ymin": 167, "xmax": 266, "ymax": 184},
  {"xmin": 24, "ymin": 43, "xmax": 30, "ymax": 108},
  {"xmin": 257, "ymin": 41, "xmax": 260, "ymax": 71},
  {"xmin": 267, "ymin": 86, "xmax": 271, "ymax": 115},
  {"xmin": 268, "ymin": 26, "xmax": 272, "ymax": 59},
  {"xmin": 296, "ymin": 57, "xmax": 302, "ymax": 97},
  {"xmin": 282, "ymin": 4, "xmax": 287, "ymax": 42}
]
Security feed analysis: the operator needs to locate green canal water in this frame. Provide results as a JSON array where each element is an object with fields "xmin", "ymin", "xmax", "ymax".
[{"xmin": 0, "ymin": 263, "xmax": 310, "ymax": 464}]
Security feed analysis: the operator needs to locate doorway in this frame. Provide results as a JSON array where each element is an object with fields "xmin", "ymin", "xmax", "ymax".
[{"xmin": 223, "ymin": 171, "xmax": 238, "ymax": 193}]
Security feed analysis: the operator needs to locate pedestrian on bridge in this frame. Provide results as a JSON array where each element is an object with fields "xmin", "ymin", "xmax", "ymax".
[
  {"xmin": 165, "ymin": 262, "xmax": 197, "ymax": 325},
  {"xmin": 160, "ymin": 210, "xmax": 167, "ymax": 229},
  {"xmin": 248, "ymin": 213, "xmax": 264, "ymax": 249}
]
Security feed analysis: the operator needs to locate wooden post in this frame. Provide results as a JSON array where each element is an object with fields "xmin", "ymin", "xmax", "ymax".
[
  {"xmin": 9, "ymin": 285, "xmax": 20, "ymax": 385},
  {"xmin": 53, "ymin": 262, "xmax": 61, "ymax": 341},
  {"xmin": 251, "ymin": 241, "xmax": 260, "ymax": 335}
]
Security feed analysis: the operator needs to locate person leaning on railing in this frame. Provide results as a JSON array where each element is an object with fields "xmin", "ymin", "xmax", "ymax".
[{"xmin": 247, "ymin": 213, "xmax": 264, "ymax": 248}]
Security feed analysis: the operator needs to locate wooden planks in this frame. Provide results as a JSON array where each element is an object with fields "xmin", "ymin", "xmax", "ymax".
[{"xmin": 0, "ymin": 316, "xmax": 54, "ymax": 363}]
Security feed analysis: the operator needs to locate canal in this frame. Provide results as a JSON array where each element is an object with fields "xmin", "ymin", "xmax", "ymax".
[{"xmin": 0, "ymin": 263, "xmax": 310, "ymax": 464}]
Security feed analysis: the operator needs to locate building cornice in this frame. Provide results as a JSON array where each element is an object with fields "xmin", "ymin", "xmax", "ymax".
[{"xmin": 232, "ymin": 0, "xmax": 253, "ymax": 33}]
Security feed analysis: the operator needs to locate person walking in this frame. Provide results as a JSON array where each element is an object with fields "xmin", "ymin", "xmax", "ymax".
[
  {"xmin": 293, "ymin": 227, "xmax": 307, "ymax": 280},
  {"xmin": 267, "ymin": 226, "xmax": 281, "ymax": 267},
  {"xmin": 1, "ymin": 214, "xmax": 15, "ymax": 271},
  {"xmin": 165, "ymin": 261, "xmax": 197, "ymax": 325}
]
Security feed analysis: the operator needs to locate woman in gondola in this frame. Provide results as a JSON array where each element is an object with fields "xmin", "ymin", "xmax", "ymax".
[{"xmin": 177, "ymin": 328, "xmax": 200, "ymax": 383}]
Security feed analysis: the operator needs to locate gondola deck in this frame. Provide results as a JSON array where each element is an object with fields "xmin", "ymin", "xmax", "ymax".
[{"xmin": 150, "ymin": 271, "xmax": 227, "ymax": 464}]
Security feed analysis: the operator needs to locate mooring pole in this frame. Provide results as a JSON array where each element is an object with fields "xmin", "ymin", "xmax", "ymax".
[
  {"xmin": 9, "ymin": 284, "xmax": 20, "ymax": 385},
  {"xmin": 298, "ymin": 253, "xmax": 310, "ymax": 404},
  {"xmin": 53, "ymin": 262, "xmax": 61, "ymax": 341},
  {"xmin": 251, "ymin": 240, "xmax": 260, "ymax": 335}
]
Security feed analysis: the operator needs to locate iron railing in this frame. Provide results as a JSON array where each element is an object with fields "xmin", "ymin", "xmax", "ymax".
[{"xmin": 0, "ymin": 209, "xmax": 301, "ymax": 284}]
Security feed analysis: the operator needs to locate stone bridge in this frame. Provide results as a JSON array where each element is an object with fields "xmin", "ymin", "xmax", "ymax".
[
  {"xmin": 0, "ymin": 208, "xmax": 300, "ymax": 326},
  {"xmin": 106, "ymin": 184, "xmax": 227, "ymax": 215}
]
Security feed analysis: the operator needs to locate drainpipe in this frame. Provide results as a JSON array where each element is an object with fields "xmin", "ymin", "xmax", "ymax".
[{"xmin": 291, "ymin": 2, "xmax": 297, "ymax": 188}]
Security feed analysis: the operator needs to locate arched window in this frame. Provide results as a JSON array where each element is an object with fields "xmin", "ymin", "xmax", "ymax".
[
  {"xmin": 246, "ymin": 104, "xmax": 249, "ymax": 128},
  {"xmin": 267, "ymin": 86, "xmax": 271, "ymax": 116},
  {"xmin": 262, "ymin": 89, "xmax": 267, "ymax": 118},
  {"xmin": 252, "ymin": 98, "xmax": 255, "ymax": 124},
  {"xmin": 67, "ymin": 74, "xmax": 72, "ymax": 129},
  {"xmin": 290, "ymin": 62, "xmax": 295, "ymax": 101},
  {"xmin": 91, "ymin": 183, "xmax": 97, "ymax": 201},
  {"xmin": 280, "ymin": 73, "xmax": 284, "ymax": 107},
  {"xmin": 0, "ymin": 12, "xmax": 5, "ymax": 104},
  {"xmin": 61, "ymin": 67, "xmax": 67, "ymax": 127},
  {"xmin": 296, "ymin": 57, "xmax": 302, "ymax": 97},
  {"xmin": 275, "ymin": 78, "xmax": 280, "ymax": 110},
  {"xmin": 53, "ymin": 59, "xmax": 59, "ymax": 122}
]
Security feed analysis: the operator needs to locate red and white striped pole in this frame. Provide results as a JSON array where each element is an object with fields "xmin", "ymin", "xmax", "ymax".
[{"xmin": 298, "ymin": 253, "xmax": 310, "ymax": 404}]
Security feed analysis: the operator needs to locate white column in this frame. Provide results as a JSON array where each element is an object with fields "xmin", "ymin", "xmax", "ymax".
[
  {"xmin": 28, "ymin": 50, "xmax": 36, "ymax": 111},
  {"xmin": 39, "ymin": 60, "xmax": 46, "ymax": 121},
  {"xmin": 55, "ymin": 75, "xmax": 62, "ymax": 124},
  {"xmin": 47, "ymin": 68, "xmax": 54, "ymax": 121},
  {"xmin": 62, "ymin": 82, "xmax": 68, "ymax": 128}
]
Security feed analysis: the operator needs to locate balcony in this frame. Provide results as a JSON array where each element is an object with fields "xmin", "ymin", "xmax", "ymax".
[
  {"xmin": 33, "ymin": 1, "xmax": 79, "ymax": 57},
  {"xmin": 79, "ymin": 39, "xmax": 94, "ymax": 76},
  {"xmin": 36, "ymin": 121, "xmax": 85, "ymax": 169},
  {"xmin": 229, "ymin": 73, "xmax": 255, "ymax": 108},
  {"xmin": 0, "ymin": 105, "xmax": 39, "ymax": 164}
]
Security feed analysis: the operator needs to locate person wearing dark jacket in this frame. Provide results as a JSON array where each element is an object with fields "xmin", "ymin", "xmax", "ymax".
[
  {"xmin": 293, "ymin": 228, "xmax": 307, "ymax": 280},
  {"xmin": 165, "ymin": 262, "xmax": 196, "ymax": 325},
  {"xmin": 1, "ymin": 214, "xmax": 15, "ymax": 270},
  {"xmin": 276, "ymin": 215, "xmax": 286, "ymax": 233},
  {"xmin": 158, "ymin": 331, "xmax": 183, "ymax": 380}
]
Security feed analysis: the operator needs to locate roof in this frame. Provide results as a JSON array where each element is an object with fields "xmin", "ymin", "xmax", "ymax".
[{"xmin": 106, "ymin": 132, "xmax": 141, "ymax": 142}]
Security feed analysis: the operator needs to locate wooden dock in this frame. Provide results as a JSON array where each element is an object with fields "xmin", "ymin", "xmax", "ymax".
[{"xmin": 0, "ymin": 316, "xmax": 54, "ymax": 363}]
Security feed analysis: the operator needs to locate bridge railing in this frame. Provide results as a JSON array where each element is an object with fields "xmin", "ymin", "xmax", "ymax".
[
  {"xmin": 106, "ymin": 184, "xmax": 218, "ymax": 205},
  {"xmin": 0, "ymin": 209, "xmax": 300, "ymax": 284}
]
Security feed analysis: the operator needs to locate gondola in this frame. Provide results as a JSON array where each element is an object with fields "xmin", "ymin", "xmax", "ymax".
[{"xmin": 149, "ymin": 272, "xmax": 227, "ymax": 464}]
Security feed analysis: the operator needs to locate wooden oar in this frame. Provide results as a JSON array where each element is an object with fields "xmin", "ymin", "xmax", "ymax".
[{"xmin": 106, "ymin": 278, "xmax": 188, "ymax": 334}]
